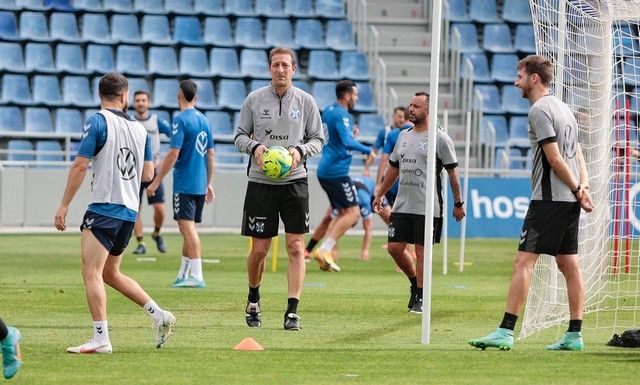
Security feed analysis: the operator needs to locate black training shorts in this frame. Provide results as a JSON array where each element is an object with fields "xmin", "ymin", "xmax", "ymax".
[
  {"xmin": 518, "ymin": 200, "xmax": 580, "ymax": 256},
  {"xmin": 387, "ymin": 212, "xmax": 443, "ymax": 246}
]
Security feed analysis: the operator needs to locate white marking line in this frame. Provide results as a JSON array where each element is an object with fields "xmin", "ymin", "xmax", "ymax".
[
  {"xmin": 136, "ymin": 257, "xmax": 156, "ymax": 262},
  {"xmin": 202, "ymin": 259, "xmax": 220, "ymax": 264}
]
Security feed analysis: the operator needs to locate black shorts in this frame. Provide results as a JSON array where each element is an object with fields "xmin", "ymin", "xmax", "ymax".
[
  {"xmin": 387, "ymin": 212, "xmax": 443, "ymax": 245},
  {"xmin": 242, "ymin": 180, "xmax": 309, "ymax": 238},
  {"xmin": 139, "ymin": 180, "xmax": 164, "ymax": 205},
  {"xmin": 80, "ymin": 211, "xmax": 135, "ymax": 256},
  {"xmin": 318, "ymin": 176, "xmax": 359, "ymax": 210},
  {"xmin": 173, "ymin": 193, "xmax": 205, "ymax": 223},
  {"xmin": 518, "ymin": 200, "xmax": 580, "ymax": 256}
]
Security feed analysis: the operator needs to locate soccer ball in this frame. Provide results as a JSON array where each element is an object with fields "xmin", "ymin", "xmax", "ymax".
[{"xmin": 262, "ymin": 146, "xmax": 293, "ymax": 179}]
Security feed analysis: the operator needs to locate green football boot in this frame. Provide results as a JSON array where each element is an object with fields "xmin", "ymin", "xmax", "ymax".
[
  {"xmin": 546, "ymin": 332, "xmax": 583, "ymax": 351},
  {"xmin": 468, "ymin": 328, "xmax": 514, "ymax": 351}
]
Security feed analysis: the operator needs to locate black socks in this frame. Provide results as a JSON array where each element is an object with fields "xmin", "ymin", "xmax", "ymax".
[
  {"xmin": 499, "ymin": 312, "xmax": 518, "ymax": 331},
  {"xmin": 248, "ymin": 286, "xmax": 260, "ymax": 303}
]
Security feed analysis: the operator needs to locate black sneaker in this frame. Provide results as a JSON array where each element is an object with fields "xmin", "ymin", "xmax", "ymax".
[
  {"xmin": 133, "ymin": 243, "xmax": 146, "ymax": 254},
  {"xmin": 407, "ymin": 287, "xmax": 417, "ymax": 310},
  {"xmin": 152, "ymin": 233, "xmax": 167, "ymax": 253},
  {"xmin": 409, "ymin": 297, "xmax": 423, "ymax": 314},
  {"xmin": 245, "ymin": 302, "xmax": 261, "ymax": 327},
  {"xmin": 284, "ymin": 313, "xmax": 301, "ymax": 331}
]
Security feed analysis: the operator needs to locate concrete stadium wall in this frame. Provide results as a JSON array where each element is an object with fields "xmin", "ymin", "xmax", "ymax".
[{"xmin": 0, "ymin": 166, "xmax": 389, "ymax": 231}]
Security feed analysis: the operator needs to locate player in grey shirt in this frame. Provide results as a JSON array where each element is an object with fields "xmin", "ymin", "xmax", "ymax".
[
  {"xmin": 234, "ymin": 47, "xmax": 324, "ymax": 331},
  {"xmin": 469, "ymin": 55, "xmax": 594, "ymax": 352},
  {"xmin": 373, "ymin": 92, "xmax": 465, "ymax": 314}
]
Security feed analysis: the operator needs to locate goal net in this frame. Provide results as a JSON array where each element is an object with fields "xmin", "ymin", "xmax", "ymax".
[{"xmin": 521, "ymin": 0, "xmax": 640, "ymax": 338}]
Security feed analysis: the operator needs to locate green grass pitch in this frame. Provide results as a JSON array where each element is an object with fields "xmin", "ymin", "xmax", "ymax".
[{"xmin": 1, "ymin": 233, "xmax": 639, "ymax": 384}]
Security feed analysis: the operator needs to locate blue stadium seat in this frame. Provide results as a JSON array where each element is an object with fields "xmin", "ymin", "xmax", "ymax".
[
  {"xmin": 165, "ymin": 0, "xmax": 194, "ymax": 13},
  {"xmin": 354, "ymin": 82, "xmax": 376, "ymax": 113},
  {"xmin": 73, "ymin": 0, "xmax": 102, "ymax": 11},
  {"xmin": 326, "ymin": 20, "xmax": 356, "ymax": 51},
  {"xmin": 83, "ymin": 108, "xmax": 99, "ymax": 123},
  {"xmin": 46, "ymin": 0, "xmax": 74, "ymax": 10},
  {"xmin": 205, "ymin": 111, "xmax": 232, "ymax": 136},
  {"xmin": 284, "ymin": 0, "xmax": 313, "ymax": 17},
  {"xmin": 55, "ymin": 108, "xmax": 82, "ymax": 133},
  {"xmin": 235, "ymin": 18, "xmax": 265, "ymax": 48},
  {"xmin": 225, "ymin": 0, "xmax": 255, "ymax": 16},
  {"xmin": 502, "ymin": 0, "xmax": 532, "ymax": 23},
  {"xmin": 358, "ymin": 114, "xmax": 384, "ymax": 138},
  {"xmin": 293, "ymin": 80, "xmax": 310, "ymax": 94},
  {"xmin": 150, "ymin": 109, "xmax": 170, "ymax": 125},
  {"xmin": 62, "ymin": 76, "xmax": 94, "ymax": 108},
  {"xmin": 293, "ymin": 80, "xmax": 311, "ymax": 95},
  {"xmin": 148, "ymin": 46, "xmax": 179, "ymax": 76},
  {"xmin": 446, "ymin": 0, "xmax": 470, "ymax": 22},
  {"xmin": 240, "ymin": 49, "xmax": 270, "ymax": 79},
  {"xmin": 508, "ymin": 116, "xmax": 530, "ymax": 148},
  {"xmin": 316, "ymin": 0, "xmax": 345, "ymax": 18},
  {"xmin": 450, "ymin": 23, "xmax": 482, "ymax": 52},
  {"xmin": 90, "ymin": 76, "xmax": 100, "ymax": 104},
  {"xmin": 256, "ymin": 0, "xmax": 284, "ymax": 17},
  {"xmin": 153, "ymin": 78, "xmax": 179, "ymax": 108},
  {"xmin": 308, "ymin": 50, "xmax": 339, "ymax": 80},
  {"xmin": 614, "ymin": 23, "xmax": 638, "ymax": 57},
  {"xmin": 340, "ymin": 51, "xmax": 369, "ymax": 81},
  {"xmin": 82, "ymin": 13, "xmax": 112, "ymax": 44},
  {"xmin": 193, "ymin": 79, "xmax": 217, "ymax": 110},
  {"xmin": 480, "ymin": 115, "xmax": 508, "ymax": 147},
  {"xmin": 483, "ymin": 24, "xmax": 515, "ymax": 53},
  {"xmin": 501, "ymin": 85, "xmax": 530, "ymax": 114},
  {"xmin": 469, "ymin": 0, "xmax": 501, "ymax": 23},
  {"xmin": 249, "ymin": 79, "xmax": 270, "ymax": 92},
  {"xmin": 622, "ymin": 58, "xmax": 640, "ymax": 86},
  {"xmin": 142, "ymin": 15, "xmax": 172, "ymax": 44},
  {"xmin": 218, "ymin": 79, "xmax": 246, "ymax": 110},
  {"xmin": 0, "ymin": 107, "xmax": 24, "ymax": 132},
  {"xmin": 265, "ymin": 18, "xmax": 297, "ymax": 49},
  {"xmin": 0, "ymin": 43, "xmax": 26, "ymax": 73},
  {"xmin": 216, "ymin": 143, "xmax": 245, "ymax": 165},
  {"xmin": 204, "ymin": 17, "xmax": 234, "ymax": 47},
  {"xmin": 86, "ymin": 44, "xmax": 115, "ymax": 74},
  {"xmin": 50, "ymin": 12, "xmax": 81, "ymax": 42},
  {"xmin": 36, "ymin": 140, "xmax": 64, "ymax": 163},
  {"xmin": 2, "ymin": 74, "xmax": 31, "ymax": 104},
  {"xmin": 32, "ymin": 75, "xmax": 64, "ymax": 106},
  {"xmin": 174, "ymin": 16, "xmax": 203, "ymax": 45},
  {"xmin": 7, "ymin": 140, "xmax": 34, "ymax": 162},
  {"xmin": 194, "ymin": 0, "xmax": 224, "ymax": 16},
  {"xmin": 17, "ymin": 0, "xmax": 49, "ymax": 10},
  {"xmin": 25, "ymin": 43, "xmax": 55, "ymax": 73},
  {"xmin": 491, "ymin": 53, "xmax": 518, "ymax": 83},
  {"xmin": 19, "ymin": 11, "xmax": 48, "ymax": 41},
  {"xmin": 495, "ymin": 148, "xmax": 525, "ymax": 169},
  {"xmin": 0, "ymin": 11, "xmax": 19, "ymax": 41},
  {"xmin": 475, "ymin": 85, "xmax": 503, "ymax": 114},
  {"xmin": 111, "ymin": 14, "xmax": 141, "ymax": 44},
  {"xmin": 134, "ymin": 0, "xmax": 164, "ymax": 13},
  {"xmin": 209, "ymin": 47, "xmax": 241, "ymax": 77},
  {"xmin": 294, "ymin": 19, "xmax": 326, "ymax": 50},
  {"xmin": 25, "ymin": 107, "xmax": 53, "ymax": 132},
  {"xmin": 461, "ymin": 53, "xmax": 492, "ymax": 83},
  {"xmin": 116, "ymin": 45, "xmax": 147, "ymax": 76},
  {"xmin": 127, "ymin": 77, "xmax": 149, "ymax": 105},
  {"xmin": 515, "ymin": 24, "xmax": 536, "ymax": 53},
  {"xmin": 56, "ymin": 44, "xmax": 87, "ymax": 75},
  {"xmin": 180, "ymin": 47, "xmax": 209, "ymax": 77},
  {"xmin": 103, "ymin": 0, "xmax": 133, "ymax": 11},
  {"xmin": 311, "ymin": 81, "xmax": 335, "ymax": 111}
]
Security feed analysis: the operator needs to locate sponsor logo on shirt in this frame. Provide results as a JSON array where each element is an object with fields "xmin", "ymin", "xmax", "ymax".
[{"xmin": 261, "ymin": 109, "xmax": 271, "ymax": 119}]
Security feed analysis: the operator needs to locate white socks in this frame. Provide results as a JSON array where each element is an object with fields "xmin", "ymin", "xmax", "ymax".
[
  {"xmin": 143, "ymin": 300, "xmax": 164, "ymax": 325},
  {"xmin": 318, "ymin": 238, "xmax": 336, "ymax": 253},
  {"xmin": 93, "ymin": 320, "xmax": 109, "ymax": 344},
  {"xmin": 189, "ymin": 258, "xmax": 203, "ymax": 281},
  {"xmin": 176, "ymin": 256, "xmax": 190, "ymax": 280}
]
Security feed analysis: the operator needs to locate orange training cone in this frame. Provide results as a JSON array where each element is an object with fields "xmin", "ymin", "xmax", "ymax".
[{"xmin": 234, "ymin": 337, "xmax": 264, "ymax": 351}]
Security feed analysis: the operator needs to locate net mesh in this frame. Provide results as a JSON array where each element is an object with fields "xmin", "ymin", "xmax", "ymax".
[{"xmin": 522, "ymin": 0, "xmax": 640, "ymax": 338}]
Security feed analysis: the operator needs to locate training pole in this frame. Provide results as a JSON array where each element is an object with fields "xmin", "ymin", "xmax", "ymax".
[
  {"xmin": 422, "ymin": 0, "xmax": 443, "ymax": 345},
  {"xmin": 442, "ymin": 110, "xmax": 449, "ymax": 275}
]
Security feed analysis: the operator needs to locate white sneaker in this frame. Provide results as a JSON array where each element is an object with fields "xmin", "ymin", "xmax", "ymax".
[
  {"xmin": 155, "ymin": 310, "xmax": 176, "ymax": 348},
  {"xmin": 67, "ymin": 339, "xmax": 112, "ymax": 354}
]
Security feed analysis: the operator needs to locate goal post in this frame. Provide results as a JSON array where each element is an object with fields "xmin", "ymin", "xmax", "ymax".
[{"xmin": 521, "ymin": 0, "xmax": 640, "ymax": 338}]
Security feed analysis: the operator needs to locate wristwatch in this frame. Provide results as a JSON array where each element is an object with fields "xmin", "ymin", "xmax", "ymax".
[{"xmin": 454, "ymin": 201, "xmax": 464, "ymax": 208}]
